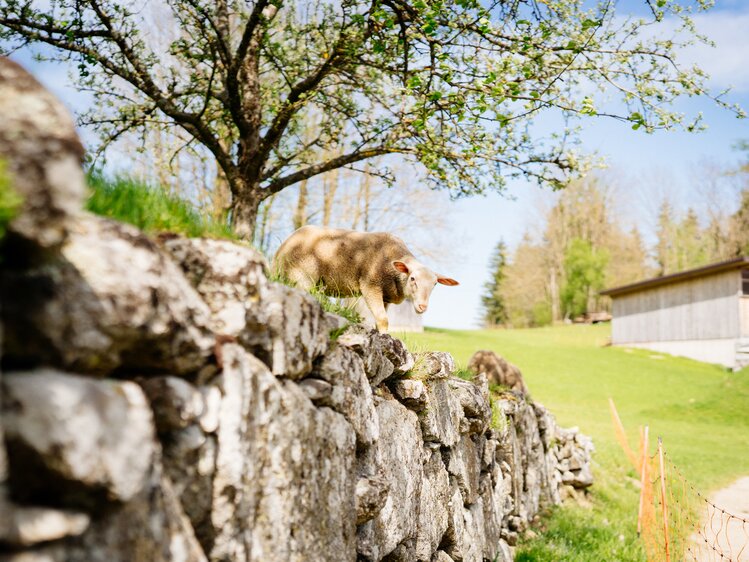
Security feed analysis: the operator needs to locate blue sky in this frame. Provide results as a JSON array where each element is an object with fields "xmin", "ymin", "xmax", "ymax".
[{"xmin": 8, "ymin": 3, "xmax": 749, "ymax": 330}]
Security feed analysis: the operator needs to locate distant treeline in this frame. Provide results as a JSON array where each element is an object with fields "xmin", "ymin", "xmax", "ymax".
[{"xmin": 482, "ymin": 156, "xmax": 749, "ymax": 328}]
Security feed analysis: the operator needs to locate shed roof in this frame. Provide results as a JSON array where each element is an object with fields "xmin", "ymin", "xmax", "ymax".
[{"xmin": 600, "ymin": 256, "xmax": 749, "ymax": 297}]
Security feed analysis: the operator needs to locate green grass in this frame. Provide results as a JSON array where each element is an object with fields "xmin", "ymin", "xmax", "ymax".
[
  {"xmin": 0, "ymin": 159, "xmax": 22, "ymax": 241},
  {"xmin": 402, "ymin": 324, "xmax": 749, "ymax": 561},
  {"xmin": 269, "ymin": 271, "xmax": 363, "ymax": 326},
  {"xmin": 86, "ymin": 172, "xmax": 236, "ymax": 239}
]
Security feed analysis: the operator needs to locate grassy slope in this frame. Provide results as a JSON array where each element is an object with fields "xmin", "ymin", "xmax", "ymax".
[
  {"xmin": 86, "ymin": 173, "xmax": 236, "ymax": 239},
  {"xmin": 401, "ymin": 324, "xmax": 749, "ymax": 561}
]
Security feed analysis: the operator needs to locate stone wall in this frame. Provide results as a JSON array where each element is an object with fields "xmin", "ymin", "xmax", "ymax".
[{"xmin": 0, "ymin": 58, "xmax": 594, "ymax": 562}]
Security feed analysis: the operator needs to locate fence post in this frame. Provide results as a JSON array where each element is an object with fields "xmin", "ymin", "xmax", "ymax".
[
  {"xmin": 658, "ymin": 437, "xmax": 670, "ymax": 562},
  {"xmin": 637, "ymin": 425, "xmax": 649, "ymax": 535}
]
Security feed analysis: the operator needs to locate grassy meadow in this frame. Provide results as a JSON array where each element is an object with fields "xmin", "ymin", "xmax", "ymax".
[{"xmin": 399, "ymin": 324, "xmax": 749, "ymax": 561}]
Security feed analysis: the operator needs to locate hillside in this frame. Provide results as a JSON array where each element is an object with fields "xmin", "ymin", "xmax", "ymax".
[{"xmin": 403, "ymin": 324, "xmax": 749, "ymax": 561}]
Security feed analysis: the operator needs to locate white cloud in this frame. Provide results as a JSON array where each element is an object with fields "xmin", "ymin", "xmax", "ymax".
[{"xmin": 679, "ymin": 9, "xmax": 749, "ymax": 93}]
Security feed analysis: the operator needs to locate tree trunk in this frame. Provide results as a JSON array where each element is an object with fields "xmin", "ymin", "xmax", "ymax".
[
  {"xmin": 231, "ymin": 189, "xmax": 262, "ymax": 241},
  {"xmin": 212, "ymin": 166, "xmax": 233, "ymax": 221},
  {"xmin": 293, "ymin": 179, "xmax": 308, "ymax": 230},
  {"xmin": 549, "ymin": 267, "xmax": 560, "ymax": 323}
]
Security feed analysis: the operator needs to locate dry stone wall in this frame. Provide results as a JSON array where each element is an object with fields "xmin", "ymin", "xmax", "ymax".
[{"xmin": 0, "ymin": 58, "xmax": 594, "ymax": 562}]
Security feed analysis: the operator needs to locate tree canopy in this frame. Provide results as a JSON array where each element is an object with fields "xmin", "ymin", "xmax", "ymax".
[{"xmin": 1, "ymin": 0, "xmax": 742, "ymax": 237}]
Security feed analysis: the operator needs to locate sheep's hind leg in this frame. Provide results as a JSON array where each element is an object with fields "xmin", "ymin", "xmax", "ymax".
[{"xmin": 361, "ymin": 284, "xmax": 389, "ymax": 332}]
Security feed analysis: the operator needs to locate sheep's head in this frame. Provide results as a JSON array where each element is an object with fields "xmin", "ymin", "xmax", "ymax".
[{"xmin": 393, "ymin": 260, "xmax": 459, "ymax": 314}]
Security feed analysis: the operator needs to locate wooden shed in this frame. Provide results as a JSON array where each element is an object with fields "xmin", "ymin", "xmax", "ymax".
[{"xmin": 600, "ymin": 257, "xmax": 749, "ymax": 369}]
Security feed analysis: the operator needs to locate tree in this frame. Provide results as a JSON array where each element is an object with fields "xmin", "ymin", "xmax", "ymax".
[
  {"xmin": 1, "ymin": 0, "xmax": 741, "ymax": 238},
  {"xmin": 655, "ymin": 199, "xmax": 677, "ymax": 275},
  {"xmin": 499, "ymin": 234, "xmax": 551, "ymax": 328},
  {"xmin": 729, "ymin": 189, "xmax": 749, "ymax": 257},
  {"xmin": 560, "ymin": 238, "xmax": 608, "ymax": 318},
  {"xmin": 481, "ymin": 240, "xmax": 508, "ymax": 327}
]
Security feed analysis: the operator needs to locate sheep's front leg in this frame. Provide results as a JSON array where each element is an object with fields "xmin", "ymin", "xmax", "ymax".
[{"xmin": 361, "ymin": 284, "xmax": 389, "ymax": 332}]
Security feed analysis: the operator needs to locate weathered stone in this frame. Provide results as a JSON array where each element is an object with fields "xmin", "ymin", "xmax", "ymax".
[
  {"xmin": 240, "ymin": 283, "xmax": 329, "ymax": 379},
  {"xmin": 139, "ymin": 376, "xmax": 204, "ymax": 433},
  {"xmin": 483, "ymin": 439, "xmax": 498, "ymax": 470},
  {"xmin": 447, "ymin": 377, "xmax": 492, "ymax": 434},
  {"xmin": 480, "ymin": 470, "xmax": 514, "ymax": 562},
  {"xmin": 446, "ymin": 434, "xmax": 482, "ymax": 505},
  {"xmin": 198, "ymin": 386, "xmax": 221, "ymax": 434},
  {"xmin": 415, "ymin": 447, "xmax": 450, "ymax": 561},
  {"xmin": 356, "ymin": 474, "xmax": 390, "ymax": 525},
  {"xmin": 468, "ymin": 350, "xmax": 528, "ymax": 395},
  {"xmin": 371, "ymin": 332, "xmax": 415, "ymax": 375},
  {"xmin": 2, "ymin": 370, "xmax": 154, "ymax": 507},
  {"xmin": 0, "ymin": 58, "xmax": 85, "ymax": 253},
  {"xmin": 313, "ymin": 344, "xmax": 379, "ymax": 447},
  {"xmin": 160, "ymin": 237, "xmax": 269, "ymax": 337},
  {"xmin": 431, "ymin": 551, "xmax": 455, "ymax": 562},
  {"xmin": 442, "ymin": 484, "xmax": 464, "ymax": 559},
  {"xmin": 390, "ymin": 379, "xmax": 428, "ymax": 409},
  {"xmin": 0, "ymin": 502, "xmax": 89, "ymax": 547},
  {"xmin": 532, "ymin": 401, "xmax": 555, "ymax": 451},
  {"xmin": 338, "ymin": 329, "xmax": 395, "ymax": 386},
  {"xmin": 357, "ymin": 400, "xmax": 422, "ymax": 561},
  {"xmin": 324, "ymin": 311, "xmax": 350, "ymax": 334},
  {"xmin": 419, "ymin": 380, "xmax": 463, "ymax": 447},
  {"xmin": 297, "ymin": 378, "xmax": 334, "ymax": 402},
  {"xmin": 206, "ymin": 344, "xmax": 356, "ymax": 561},
  {"xmin": 63, "ymin": 471, "xmax": 208, "ymax": 562},
  {"xmin": 569, "ymin": 466, "xmax": 594, "ymax": 489},
  {"xmin": 410, "ymin": 351, "xmax": 455, "ymax": 381},
  {"xmin": 0, "ymin": 215, "xmax": 215, "ymax": 375},
  {"xmin": 460, "ymin": 500, "xmax": 487, "ymax": 562},
  {"xmin": 160, "ymin": 428, "xmax": 216, "ymax": 551}
]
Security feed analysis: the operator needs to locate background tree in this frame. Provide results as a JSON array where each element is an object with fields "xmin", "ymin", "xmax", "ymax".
[
  {"xmin": 560, "ymin": 238, "xmax": 608, "ymax": 319},
  {"xmin": 1, "ymin": 0, "xmax": 741, "ymax": 238},
  {"xmin": 499, "ymin": 234, "xmax": 551, "ymax": 328},
  {"xmin": 497, "ymin": 173, "xmax": 649, "ymax": 326},
  {"xmin": 481, "ymin": 240, "xmax": 509, "ymax": 327}
]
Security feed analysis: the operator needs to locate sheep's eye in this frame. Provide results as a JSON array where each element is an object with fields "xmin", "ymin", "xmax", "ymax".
[{"xmin": 410, "ymin": 276, "xmax": 415, "ymax": 282}]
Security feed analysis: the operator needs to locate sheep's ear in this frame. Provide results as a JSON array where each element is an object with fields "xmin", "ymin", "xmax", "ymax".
[
  {"xmin": 393, "ymin": 261, "xmax": 410, "ymax": 274},
  {"xmin": 437, "ymin": 276, "xmax": 459, "ymax": 286}
]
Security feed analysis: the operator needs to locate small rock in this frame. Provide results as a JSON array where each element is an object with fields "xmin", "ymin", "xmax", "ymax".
[
  {"xmin": 160, "ymin": 237, "xmax": 269, "ymax": 337},
  {"xmin": 241, "ymin": 283, "xmax": 329, "ymax": 379},
  {"xmin": 390, "ymin": 379, "xmax": 427, "ymax": 409},
  {"xmin": 198, "ymin": 386, "xmax": 221, "ymax": 434},
  {"xmin": 419, "ymin": 380, "xmax": 463, "ymax": 447},
  {"xmin": 338, "ymin": 328, "xmax": 395, "ymax": 386},
  {"xmin": 411, "ymin": 352, "xmax": 455, "ymax": 379},
  {"xmin": 2, "ymin": 370, "xmax": 155, "ymax": 507},
  {"xmin": 139, "ymin": 377, "xmax": 204, "ymax": 433},
  {"xmin": 0, "ymin": 502, "xmax": 90, "ymax": 547},
  {"xmin": 297, "ymin": 378, "xmax": 334, "ymax": 402},
  {"xmin": 313, "ymin": 344, "xmax": 379, "ymax": 447},
  {"xmin": 355, "ymin": 474, "xmax": 390, "ymax": 525}
]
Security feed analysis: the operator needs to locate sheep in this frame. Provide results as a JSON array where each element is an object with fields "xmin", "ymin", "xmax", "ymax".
[
  {"xmin": 467, "ymin": 350, "xmax": 528, "ymax": 395},
  {"xmin": 273, "ymin": 225, "xmax": 459, "ymax": 332}
]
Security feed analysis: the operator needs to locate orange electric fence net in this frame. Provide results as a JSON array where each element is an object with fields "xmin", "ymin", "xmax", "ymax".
[{"xmin": 609, "ymin": 399, "xmax": 749, "ymax": 562}]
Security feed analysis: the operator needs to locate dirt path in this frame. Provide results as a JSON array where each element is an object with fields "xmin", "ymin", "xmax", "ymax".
[{"xmin": 691, "ymin": 477, "xmax": 749, "ymax": 561}]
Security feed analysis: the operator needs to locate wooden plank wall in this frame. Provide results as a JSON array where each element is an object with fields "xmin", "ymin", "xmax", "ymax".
[
  {"xmin": 611, "ymin": 270, "xmax": 741, "ymax": 344},
  {"xmin": 741, "ymin": 297, "xmax": 749, "ymax": 338}
]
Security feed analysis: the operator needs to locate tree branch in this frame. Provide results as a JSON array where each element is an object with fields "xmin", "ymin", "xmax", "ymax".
[{"xmin": 264, "ymin": 146, "xmax": 405, "ymax": 196}]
